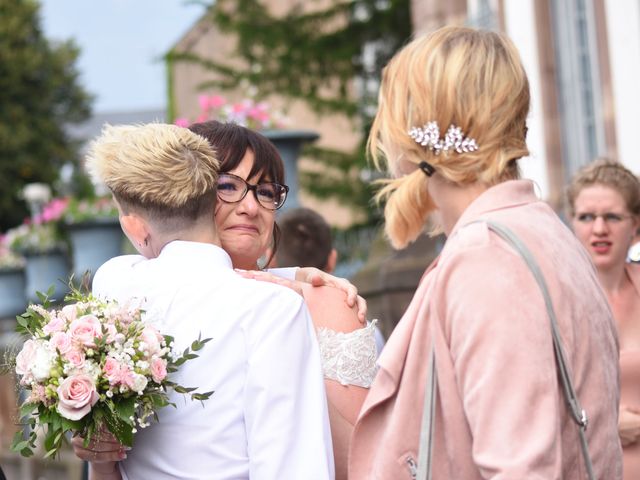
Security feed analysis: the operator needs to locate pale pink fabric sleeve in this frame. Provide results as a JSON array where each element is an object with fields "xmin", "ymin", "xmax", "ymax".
[{"xmin": 439, "ymin": 241, "xmax": 563, "ymax": 478}]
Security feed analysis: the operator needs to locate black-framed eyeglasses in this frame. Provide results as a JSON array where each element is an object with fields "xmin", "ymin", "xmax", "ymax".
[
  {"xmin": 217, "ymin": 173, "xmax": 289, "ymax": 211},
  {"xmin": 575, "ymin": 212, "xmax": 633, "ymax": 225}
]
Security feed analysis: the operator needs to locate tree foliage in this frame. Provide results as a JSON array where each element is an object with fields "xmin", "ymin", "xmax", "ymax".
[
  {"xmin": 169, "ymin": 0, "xmax": 412, "ymax": 226},
  {"xmin": 0, "ymin": 0, "xmax": 92, "ymax": 231}
]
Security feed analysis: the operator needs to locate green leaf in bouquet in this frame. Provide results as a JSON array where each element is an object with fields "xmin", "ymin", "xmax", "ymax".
[
  {"xmin": 173, "ymin": 357, "xmax": 188, "ymax": 367},
  {"xmin": 191, "ymin": 335, "xmax": 212, "ymax": 351},
  {"xmin": 16, "ymin": 315, "xmax": 29, "ymax": 329},
  {"xmin": 114, "ymin": 396, "xmax": 136, "ymax": 424},
  {"xmin": 18, "ymin": 402, "xmax": 38, "ymax": 417},
  {"xmin": 11, "ymin": 431, "xmax": 35, "ymax": 457},
  {"xmin": 173, "ymin": 386, "xmax": 197, "ymax": 394},
  {"xmin": 43, "ymin": 427, "xmax": 65, "ymax": 459},
  {"xmin": 36, "ymin": 285, "xmax": 56, "ymax": 308},
  {"xmin": 191, "ymin": 391, "xmax": 214, "ymax": 402},
  {"xmin": 149, "ymin": 392, "xmax": 170, "ymax": 409},
  {"xmin": 104, "ymin": 411, "xmax": 134, "ymax": 447},
  {"xmin": 61, "ymin": 417, "xmax": 84, "ymax": 431}
]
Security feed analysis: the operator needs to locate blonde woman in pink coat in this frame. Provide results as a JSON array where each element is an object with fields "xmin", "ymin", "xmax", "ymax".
[{"xmin": 349, "ymin": 26, "xmax": 622, "ymax": 479}]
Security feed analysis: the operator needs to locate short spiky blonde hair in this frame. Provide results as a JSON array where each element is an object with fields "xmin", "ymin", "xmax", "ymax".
[
  {"xmin": 86, "ymin": 123, "xmax": 219, "ymax": 224},
  {"xmin": 371, "ymin": 26, "xmax": 530, "ymax": 248}
]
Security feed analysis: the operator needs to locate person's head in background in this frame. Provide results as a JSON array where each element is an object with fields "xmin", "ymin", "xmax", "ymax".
[
  {"xmin": 86, "ymin": 123, "xmax": 219, "ymax": 258},
  {"xmin": 370, "ymin": 26, "xmax": 529, "ymax": 246},
  {"xmin": 188, "ymin": 120, "xmax": 288, "ymax": 269},
  {"xmin": 567, "ymin": 157, "xmax": 640, "ymax": 273},
  {"xmin": 269, "ymin": 207, "xmax": 338, "ymax": 273}
]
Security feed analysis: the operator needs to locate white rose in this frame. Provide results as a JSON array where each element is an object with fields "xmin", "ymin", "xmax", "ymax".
[
  {"xmin": 15, "ymin": 339, "xmax": 37, "ymax": 378},
  {"xmin": 130, "ymin": 373, "xmax": 148, "ymax": 393},
  {"xmin": 31, "ymin": 341, "xmax": 57, "ymax": 382}
]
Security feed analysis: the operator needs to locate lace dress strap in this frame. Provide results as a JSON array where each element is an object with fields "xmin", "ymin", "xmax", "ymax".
[{"xmin": 316, "ymin": 320, "xmax": 379, "ymax": 388}]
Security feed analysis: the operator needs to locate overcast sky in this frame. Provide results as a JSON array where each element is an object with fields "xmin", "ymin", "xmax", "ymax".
[{"xmin": 40, "ymin": 0, "xmax": 205, "ymax": 113}]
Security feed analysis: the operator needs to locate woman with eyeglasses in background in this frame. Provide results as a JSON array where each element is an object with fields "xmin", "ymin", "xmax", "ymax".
[{"xmin": 567, "ymin": 158, "xmax": 640, "ymax": 479}]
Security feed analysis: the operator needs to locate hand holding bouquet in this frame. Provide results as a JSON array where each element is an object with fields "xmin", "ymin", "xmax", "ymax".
[{"xmin": 10, "ymin": 287, "xmax": 211, "ymax": 459}]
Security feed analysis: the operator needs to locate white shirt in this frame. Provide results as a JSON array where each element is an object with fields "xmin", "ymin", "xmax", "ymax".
[{"xmin": 92, "ymin": 241, "xmax": 334, "ymax": 480}]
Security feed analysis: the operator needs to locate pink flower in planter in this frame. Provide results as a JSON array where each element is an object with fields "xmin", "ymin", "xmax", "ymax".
[
  {"xmin": 40, "ymin": 198, "xmax": 70, "ymax": 223},
  {"xmin": 174, "ymin": 117, "xmax": 190, "ymax": 128},
  {"xmin": 198, "ymin": 94, "xmax": 211, "ymax": 112},
  {"xmin": 208, "ymin": 95, "xmax": 226, "ymax": 109}
]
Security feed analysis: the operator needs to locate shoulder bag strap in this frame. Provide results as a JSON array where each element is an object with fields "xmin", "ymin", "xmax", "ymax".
[
  {"xmin": 417, "ymin": 220, "xmax": 595, "ymax": 480},
  {"xmin": 416, "ymin": 346, "xmax": 436, "ymax": 480}
]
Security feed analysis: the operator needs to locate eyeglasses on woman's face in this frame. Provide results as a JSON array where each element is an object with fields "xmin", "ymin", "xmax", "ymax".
[
  {"xmin": 217, "ymin": 173, "xmax": 289, "ymax": 211},
  {"xmin": 574, "ymin": 212, "xmax": 633, "ymax": 225}
]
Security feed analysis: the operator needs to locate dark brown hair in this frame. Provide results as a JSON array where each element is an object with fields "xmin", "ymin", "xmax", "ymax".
[
  {"xmin": 188, "ymin": 120, "xmax": 285, "ymax": 266},
  {"xmin": 276, "ymin": 207, "xmax": 333, "ymax": 270}
]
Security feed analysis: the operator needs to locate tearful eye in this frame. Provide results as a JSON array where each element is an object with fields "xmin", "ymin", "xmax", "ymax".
[
  {"xmin": 217, "ymin": 182, "xmax": 236, "ymax": 192},
  {"xmin": 256, "ymin": 185, "xmax": 277, "ymax": 201}
]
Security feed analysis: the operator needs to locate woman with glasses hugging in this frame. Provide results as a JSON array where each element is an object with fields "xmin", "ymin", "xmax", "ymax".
[
  {"xmin": 188, "ymin": 120, "xmax": 376, "ymax": 480},
  {"xmin": 567, "ymin": 158, "xmax": 640, "ymax": 479}
]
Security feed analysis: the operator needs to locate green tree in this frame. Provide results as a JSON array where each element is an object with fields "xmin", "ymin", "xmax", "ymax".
[
  {"xmin": 168, "ymin": 0, "xmax": 412, "ymax": 226},
  {"xmin": 0, "ymin": 0, "xmax": 92, "ymax": 231}
]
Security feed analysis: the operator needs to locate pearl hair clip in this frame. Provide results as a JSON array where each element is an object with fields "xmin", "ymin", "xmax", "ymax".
[{"xmin": 408, "ymin": 121, "xmax": 479, "ymax": 154}]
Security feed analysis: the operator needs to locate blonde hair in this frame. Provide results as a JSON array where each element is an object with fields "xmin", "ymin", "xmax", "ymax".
[
  {"xmin": 86, "ymin": 123, "xmax": 219, "ymax": 226},
  {"xmin": 566, "ymin": 157, "xmax": 640, "ymax": 217},
  {"xmin": 371, "ymin": 26, "xmax": 530, "ymax": 248}
]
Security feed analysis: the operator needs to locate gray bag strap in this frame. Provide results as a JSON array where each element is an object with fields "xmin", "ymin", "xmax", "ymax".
[
  {"xmin": 416, "ymin": 346, "xmax": 436, "ymax": 480},
  {"xmin": 417, "ymin": 220, "xmax": 595, "ymax": 480}
]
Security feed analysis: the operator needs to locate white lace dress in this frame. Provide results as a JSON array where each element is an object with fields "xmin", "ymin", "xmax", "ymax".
[{"xmin": 316, "ymin": 320, "xmax": 379, "ymax": 387}]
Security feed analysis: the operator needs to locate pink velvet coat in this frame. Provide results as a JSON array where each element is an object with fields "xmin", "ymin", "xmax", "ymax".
[{"xmin": 350, "ymin": 180, "xmax": 622, "ymax": 479}]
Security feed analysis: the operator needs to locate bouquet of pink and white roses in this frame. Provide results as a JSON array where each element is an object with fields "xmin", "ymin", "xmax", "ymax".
[{"xmin": 10, "ymin": 287, "xmax": 211, "ymax": 459}]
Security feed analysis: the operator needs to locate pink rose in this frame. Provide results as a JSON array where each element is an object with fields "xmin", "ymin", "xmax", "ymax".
[
  {"xmin": 150, "ymin": 358, "xmax": 167, "ymax": 383},
  {"xmin": 103, "ymin": 357, "xmax": 122, "ymax": 385},
  {"xmin": 141, "ymin": 325, "xmax": 162, "ymax": 355},
  {"xmin": 56, "ymin": 374, "xmax": 99, "ymax": 420},
  {"xmin": 15, "ymin": 339, "xmax": 37, "ymax": 377},
  {"xmin": 104, "ymin": 324, "xmax": 118, "ymax": 344},
  {"xmin": 69, "ymin": 315, "xmax": 102, "ymax": 347},
  {"xmin": 119, "ymin": 366, "xmax": 135, "ymax": 390},
  {"xmin": 43, "ymin": 315, "xmax": 66, "ymax": 335},
  {"xmin": 50, "ymin": 332, "xmax": 72, "ymax": 354},
  {"xmin": 61, "ymin": 304, "xmax": 78, "ymax": 323},
  {"xmin": 64, "ymin": 349, "xmax": 86, "ymax": 369}
]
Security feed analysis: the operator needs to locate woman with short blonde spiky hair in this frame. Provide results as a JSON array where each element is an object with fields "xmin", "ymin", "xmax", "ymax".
[
  {"xmin": 349, "ymin": 26, "xmax": 622, "ymax": 479},
  {"xmin": 86, "ymin": 123, "xmax": 219, "ymax": 248}
]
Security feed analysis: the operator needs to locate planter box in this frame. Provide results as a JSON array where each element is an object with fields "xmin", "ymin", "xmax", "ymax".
[
  {"xmin": 23, "ymin": 251, "xmax": 69, "ymax": 304},
  {"xmin": 0, "ymin": 268, "xmax": 26, "ymax": 318},
  {"xmin": 262, "ymin": 130, "xmax": 319, "ymax": 212},
  {"xmin": 65, "ymin": 219, "xmax": 123, "ymax": 283}
]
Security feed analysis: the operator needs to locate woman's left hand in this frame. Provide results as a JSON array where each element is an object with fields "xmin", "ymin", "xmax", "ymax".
[{"xmin": 295, "ymin": 267, "xmax": 367, "ymax": 323}]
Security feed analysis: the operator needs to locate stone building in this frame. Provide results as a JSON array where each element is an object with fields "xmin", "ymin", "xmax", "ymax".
[{"xmin": 167, "ymin": 0, "xmax": 640, "ymax": 335}]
